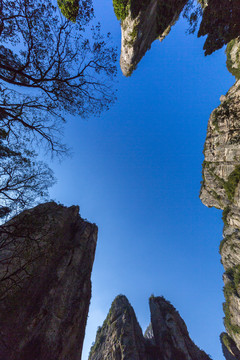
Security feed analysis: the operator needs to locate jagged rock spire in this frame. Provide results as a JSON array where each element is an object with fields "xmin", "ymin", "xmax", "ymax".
[{"xmin": 89, "ymin": 295, "xmax": 211, "ymax": 360}]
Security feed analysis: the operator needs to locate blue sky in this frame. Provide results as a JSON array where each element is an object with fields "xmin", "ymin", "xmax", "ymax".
[{"xmin": 49, "ymin": 2, "xmax": 234, "ymax": 359}]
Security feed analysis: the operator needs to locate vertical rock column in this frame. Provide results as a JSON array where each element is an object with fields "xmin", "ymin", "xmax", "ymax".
[
  {"xmin": 88, "ymin": 295, "xmax": 146, "ymax": 360},
  {"xmin": 200, "ymin": 48, "xmax": 240, "ymax": 356},
  {"xmin": 117, "ymin": 0, "xmax": 187, "ymax": 76},
  {"xmin": 0, "ymin": 202, "xmax": 98, "ymax": 360},
  {"xmin": 149, "ymin": 296, "xmax": 211, "ymax": 360}
]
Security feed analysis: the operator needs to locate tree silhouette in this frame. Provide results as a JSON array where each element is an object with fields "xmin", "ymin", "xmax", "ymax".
[
  {"xmin": 0, "ymin": 129, "xmax": 55, "ymax": 218},
  {"xmin": 0, "ymin": 0, "xmax": 117, "ymax": 146},
  {"xmin": 57, "ymin": 0, "xmax": 93, "ymax": 22},
  {"xmin": 0, "ymin": 0, "xmax": 117, "ymax": 216}
]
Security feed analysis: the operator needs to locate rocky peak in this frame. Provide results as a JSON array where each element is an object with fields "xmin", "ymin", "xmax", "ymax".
[
  {"xmin": 89, "ymin": 295, "xmax": 211, "ymax": 360},
  {"xmin": 0, "ymin": 202, "xmax": 98, "ymax": 360},
  {"xmin": 116, "ymin": 0, "xmax": 187, "ymax": 76},
  {"xmin": 88, "ymin": 294, "xmax": 146, "ymax": 360},
  {"xmin": 149, "ymin": 296, "xmax": 210, "ymax": 360}
]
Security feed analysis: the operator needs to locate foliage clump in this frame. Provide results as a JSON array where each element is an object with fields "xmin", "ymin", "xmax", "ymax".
[
  {"xmin": 113, "ymin": 0, "xmax": 130, "ymax": 21},
  {"xmin": 57, "ymin": 0, "xmax": 94, "ymax": 23},
  {"xmin": 57, "ymin": 0, "xmax": 80, "ymax": 22},
  {"xmin": 113, "ymin": 0, "xmax": 151, "ymax": 21}
]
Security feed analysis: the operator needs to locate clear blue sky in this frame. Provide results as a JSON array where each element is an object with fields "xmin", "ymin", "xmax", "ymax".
[{"xmin": 49, "ymin": 2, "xmax": 234, "ymax": 359}]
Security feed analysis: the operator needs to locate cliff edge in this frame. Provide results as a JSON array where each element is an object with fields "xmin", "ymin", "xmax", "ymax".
[
  {"xmin": 114, "ymin": 0, "xmax": 187, "ymax": 76},
  {"xmin": 200, "ymin": 38, "xmax": 240, "ymax": 358}
]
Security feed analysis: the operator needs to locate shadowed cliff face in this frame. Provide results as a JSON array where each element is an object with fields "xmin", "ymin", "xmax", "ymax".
[
  {"xmin": 118, "ymin": 0, "xmax": 187, "ymax": 76},
  {"xmin": 0, "ymin": 202, "xmax": 98, "ymax": 360},
  {"xmin": 115, "ymin": 0, "xmax": 240, "ymax": 76},
  {"xmin": 220, "ymin": 332, "xmax": 240, "ymax": 360},
  {"xmin": 89, "ymin": 295, "xmax": 211, "ymax": 360},
  {"xmin": 198, "ymin": 0, "xmax": 240, "ymax": 55},
  {"xmin": 149, "ymin": 297, "xmax": 210, "ymax": 360}
]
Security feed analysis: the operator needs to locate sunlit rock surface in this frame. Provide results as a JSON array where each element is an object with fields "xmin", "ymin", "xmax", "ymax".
[
  {"xmin": 117, "ymin": 0, "xmax": 240, "ymax": 76},
  {"xmin": 226, "ymin": 37, "xmax": 240, "ymax": 80},
  {"xmin": 200, "ymin": 52, "xmax": 240, "ymax": 355},
  {"xmin": 119, "ymin": 0, "xmax": 187, "ymax": 76},
  {"xmin": 88, "ymin": 295, "xmax": 211, "ymax": 360},
  {"xmin": 0, "ymin": 202, "xmax": 98, "ymax": 360}
]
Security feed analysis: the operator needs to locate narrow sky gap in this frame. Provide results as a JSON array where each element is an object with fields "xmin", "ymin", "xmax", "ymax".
[{"xmin": 49, "ymin": 2, "xmax": 234, "ymax": 359}]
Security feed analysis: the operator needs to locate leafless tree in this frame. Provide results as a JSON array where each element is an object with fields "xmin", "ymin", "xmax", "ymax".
[{"xmin": 0, "ymin": 0, "xmax": 117, "ymax": 216}]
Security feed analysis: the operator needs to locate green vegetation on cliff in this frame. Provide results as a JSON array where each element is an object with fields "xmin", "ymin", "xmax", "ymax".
[
  {"xmin": 224, "ymin": 166, "xmax": 240, "ymax": 202},
  {"xmin": 202, "ymin": 160, "xmax": 240, "ymax": 204},
  {"xmin": 226, "ymin": 39, "xmax": 240, "ymax": 80},
  {"xmin": 58, "ymin": 0, "xmax": 79, "ymax": 22},
  {"xmin": 113, "ymin": 0, "xmax": 151, "ymax": 21},
  {"xmin": 219, "ymin": 234, "xmax": 231, "ymax": 253},
  {"xmin": 89, "ymin": 326, "xmax": 105, "ymax": 358},
  {"xmin": 222, "ymin": 332, "xmax": 236, "ymax": 352},
  {"xmin": 113, "ymin": 0, "xmax": 130, "ymax": 21},
  {"xmin": 223, "ymin": 265, "xmax": 240, "ymax": 335},
  {"xmin": 222, "ymin": 206, "xmax": 230, "ymax": 226}
]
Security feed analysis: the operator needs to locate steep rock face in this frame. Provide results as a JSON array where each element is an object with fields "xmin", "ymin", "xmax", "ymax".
[
  {"xmin": 117, "ymin": 0, "xmax": 240, "ymax": 75},
  {"xmin": 200, "ymin": 73, "xmax": 240, "ymax": 356},
  {"xmin": 149, "ymin": 296, "xmax": 210, "ymax": 360},
  {"xmin": 118, "ymin": 0, "xmax": 187, "ymax": 76},
  {"xmin": 221, "ymin": 332, "xmax": 240, "ymax": 360},
  {"xmin": 88, "ymin": 295, "xmax": 147, "ymax": 360},
  {"xmin": 89, "ymin": 295, "xmax": 211, "ymax": 360},
  {"xmin": 0, "ymin": 202, "xmax": 98, "ymax": 360},
  {"xmin": 200, "ymin": 79, "xmax": 240, "ymax": 211},
  {"xmin": 198, "ymin": 0, "xmax": 240, "ymax": 55},
  {"xmin": 226, "ymin": 38, "xmax": 240, "ymax": 80},
  {"xmin": 199, "ymin": 77, "xmax": 240, "ymax": 354}
]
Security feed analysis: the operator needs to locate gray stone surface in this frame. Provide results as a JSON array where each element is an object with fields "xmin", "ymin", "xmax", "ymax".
[
  {"xmin": 89, "ymin": 295, "xmax": 211, "ymax": 360},
  {"xmin": 120, "ymin": 0, "xmax": 187, "ymax": 76},
  {"xmin": 199, "ymin": 75, "xmax": 240, "ymax": 356},
  {"xmin": 0, "ymin": 202, "xmax": 98, "ymax": 360}
]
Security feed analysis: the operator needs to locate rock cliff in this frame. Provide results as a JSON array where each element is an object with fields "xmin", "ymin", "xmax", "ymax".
[
  {"xmin": 199, "ymin": 77, "xmax": 240, "ymax": 357},
  {"xmin": 114, "ymin": 0, "xmax": 240, "ymax": 357},
  {"xmin": 115, "ymin": 0, "xmax": 187, "ymax": 76},
  {"xmin": 116, "ymin": 0, "xmax": 240, "ymax": 76},
  {"xmin": 89, "ymin": 295, "xmax": 211, "ymax": 360},
  {"xmin": 0, "ymin": 202, "xmax": 98, "ymax": 360},
  {"xmin": 199, "ymin": 36, "xmax": 240, "ymax": 358},
  {"xmin": 149, "ymin": 296, "xmax": 210, "ymax": 360}
]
